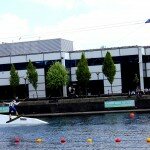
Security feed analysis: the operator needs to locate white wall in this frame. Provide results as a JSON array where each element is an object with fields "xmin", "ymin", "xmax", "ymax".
[
  {"xmin": 11, "ymin": 55, "xmax": 27, "ymax": 63},
  {"xmin": 71, "ymin": 63, "xmax": 122, "ymax": 94},
  {"xmin": 71, "ymin": 65, "xmax": 103, "ymax": 81},
  {"xmin": 102, "ymin": 49, "xmax": 120, "ymax": 57},
  {"xmin": 64, "ymin": 52, "xmax": 70, "ymax": 59},
  {"xmin": 147, "ymin": 70, "xmax": 150, "ymax": 77},
  {"xmin": 120, "ymin": 47, "xmax": 138, "ymax": 56},
  {"xmin": 145, "ymin": 63, "xmax": 150, "ymax": 77},
  {"xmin": 70, "ymin": 50, "xmax": 103, "ymax": 60},
  {"xmin": 0, "ymin": 51, "xmax": 62, "ymax": 65},
  {"xmin": 103, "ymin": 64, "xmax": 122, "ymax": 94},
  {"xmin": 0, "ymin": 57, "xmax": 10, "ymax": 64},
  {"xmin": 71, "ymin": 65, "xmax": 102, "ymax": 74},
  {"xmin": 145, "ymin": 48, "xmax": 150, "ymax": 55},
  {"xmin": 0, "ymin": 70, "xmax": 27, "ymax": 86},
  {"xmin": 0, "ymin": 78, "xmax": 9, "ymax": 85},
  {"xmin": 44, "ymin": 52, "xmax": 60, "ymax": 61},
  {"xmin": 146, "ymin": 63, "xmax": 150, "ymax": 70},
  {"xmin": 90, "ymin": 72, "xmax": 104, "ymax": 80},
  {"xmin": 0, "ymin": 68, "xmax": 46, "ymax": 98},
  {"xmin": 27, "ymin": 54, "xmax": 43, "ymax": 62},
  {"xmin": 104, "ymin": 78, "xmax": 121, "ymax": 86},
  {"xmin": 29, "ymin": 90, "xmax": 46, "ymax": 99},
  {"xmin": 85, "ymin": 51, "xmax": 102, "ymax": 59},
  {"xmin": 28, "ymin": 69, "xmax": 46, "ymax": 98},
  {"xmin": 104, "ymin": 86, "xmax": 122, "ymax": 94},
  {"xmin": 70, "ymin": 52, "xmax": 83, "ymax": 60},
  {"xmin": 70, "ymin": 47, "xmax": 139, "ymax": 61}
]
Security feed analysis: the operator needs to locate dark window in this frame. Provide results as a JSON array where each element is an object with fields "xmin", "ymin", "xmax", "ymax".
[
  {"xmin": 144, "ymin": 77, "xmax": 150, "ymax": 88},
  {"xmin": 65, "ymin": 60, "xmax": 71, "ymax": 68},
  {"xmin": 1, "ymin": 64, "xmax": 11, "ymax": 71},
  {"xmin": 69, "ymin": 60, "xmax": 79, "ymax": 67},
  {"xmin": 88, "ymin": 58, "xmax": 103, "ymax": 66},
  {"xmin": 14, "ymin": 62, "xmax": 27, "ymax": 70},
  {"xmin": 45, "ymin": 60, "xmax": 60, "ymax": 67},
  {"xmin": 120, "ymin": 55, "xmax": 139, "ymax": 63},
  {"xmin": 33, "ymin": 61, "xmax": 45, "ymax": 68},
  {"xmin": 143, "ymin": 55, "xmax": 150, "ymax": 63}
]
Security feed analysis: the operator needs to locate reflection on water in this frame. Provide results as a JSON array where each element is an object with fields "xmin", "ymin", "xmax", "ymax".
[{"xmin": 0, "ymin": 113, "xmax": 150, "ymax": 150}]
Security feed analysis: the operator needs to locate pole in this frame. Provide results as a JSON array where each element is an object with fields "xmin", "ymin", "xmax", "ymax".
[{"xmin": 24, "ymin": 77, "xmax": 27, "ymax": 98}]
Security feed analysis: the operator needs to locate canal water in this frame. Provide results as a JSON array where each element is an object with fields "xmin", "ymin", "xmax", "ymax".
[{"xmin": 0, "ymin": 112, "xmax": 150, "ymax": 150}]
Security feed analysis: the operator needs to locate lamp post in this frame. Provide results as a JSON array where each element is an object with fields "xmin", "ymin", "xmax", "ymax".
[
  {"xmin": 96, "ymin": 72, "xmax": 100, "ymax": 96},
  {"xmin": 96, "ymin": 72, "xmax": 100, "ymax": 80}
]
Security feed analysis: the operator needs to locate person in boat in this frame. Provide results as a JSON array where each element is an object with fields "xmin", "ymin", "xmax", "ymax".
[{"xmin": 4, "ymin": 98, "xmax": 20, "ymax": 121}]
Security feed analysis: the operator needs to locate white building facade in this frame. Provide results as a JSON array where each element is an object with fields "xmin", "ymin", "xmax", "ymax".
[{"xmin": 0, "ymin": 38, "xmax": 149, "ymax": 99}]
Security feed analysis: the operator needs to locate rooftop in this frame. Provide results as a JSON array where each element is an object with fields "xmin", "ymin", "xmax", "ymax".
[{"xmin": 0, "ymin": 38, "xmax": 73, "ymax": 57}]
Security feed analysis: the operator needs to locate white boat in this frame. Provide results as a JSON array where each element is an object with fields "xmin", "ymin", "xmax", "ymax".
[{"xmin": 0, "ymin": 114, "xmax": 48, "ymax": 125}]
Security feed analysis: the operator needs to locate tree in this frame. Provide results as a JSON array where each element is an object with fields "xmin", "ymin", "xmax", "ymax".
[
  {"xmin": 10, "ymin": 64, "xmax": 20, "ymax": 97},
  {"xmin": 133, "ymin": 73, "xmax": 139, "ymax": 89},
  {"xmin": 76, "ymin": 52, "xmax": 91, "ymax": 96},
  {"xmin": 102, "ymin": 51, "xmax": 116, "ymax": 94},
  {"xmin": 26, "ymin": 60, "xmax": 38, "ymax": 98},
  {"xmin": 46, "ymin": 61, "xmax": 69, "ymax": 97}
]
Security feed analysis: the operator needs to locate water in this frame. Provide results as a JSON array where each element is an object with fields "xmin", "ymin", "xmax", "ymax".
[{"xmin": 0, "ymin": 113, "xmax": 150, "ymax": 150}]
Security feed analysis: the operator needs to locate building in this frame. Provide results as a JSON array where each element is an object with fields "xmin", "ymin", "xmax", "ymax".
[
  {"xmin": 0, "ymin": 38, "xmax": 73, "ymax": 99},
  {"xmin": 70, "ymin": 46, "xmax": 150, "ymax": 95},
  {"xmin": 0, "ymin": 38, "xmax": 149, "ymax": 99}
]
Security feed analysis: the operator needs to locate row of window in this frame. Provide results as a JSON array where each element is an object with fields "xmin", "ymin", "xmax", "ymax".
[
  {"xmin": 0, "ymin": 60, "xmax": 60, "ymax": 71},
  {"xmin": 0, "ymin": 55, "xmax": 149, "ymax": 72},
  {"xmin": 70, "ymin": 55, "xmax": 139, "ymax": 67}
]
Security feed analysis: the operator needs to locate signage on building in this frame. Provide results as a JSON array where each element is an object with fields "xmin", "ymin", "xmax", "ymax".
[
  {"xmin": 0, "ymin": 106, "xmax": 9, "ymax": 113},
  {"xmin": 104, "ymin": 100, "xmax": 135, "ymax": 108}
]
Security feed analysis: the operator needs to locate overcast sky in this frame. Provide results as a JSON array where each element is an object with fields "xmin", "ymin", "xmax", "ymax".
[{"xmin": 0, "ymin": 0, "xmax": 150, "ymax": 50}]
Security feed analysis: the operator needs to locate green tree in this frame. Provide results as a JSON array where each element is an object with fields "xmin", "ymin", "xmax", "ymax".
[
  {"xmin": 26, "ymin": 60, "xmax": 38, "ymax": 98},
  {"xmin": 76, "ymin": 52, "xmax": 91, "ymax": 96},
  {"xmin": 133, "ymin": 73, "xmax": 139, "ymax": 89},
  {"xmin": 10, "ymin": 64, "xmax": 20, "ymax": 97},
  {"xmin": 102, "ymin": 51, "xmax": 116, "ymax": 94},
  {"xmin": 46, "ymin": 61, "xmax": 69, "ymax": 97}
]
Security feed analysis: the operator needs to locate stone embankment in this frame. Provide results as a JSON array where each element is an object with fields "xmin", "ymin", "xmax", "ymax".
[{"xmin": 15, "ymin": 95, "xmax": 150, "ymax": 117}]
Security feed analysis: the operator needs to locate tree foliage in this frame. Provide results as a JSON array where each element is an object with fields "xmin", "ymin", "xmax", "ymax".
[
  {"xmin": 46, "ymin": 61, "xmax": 69, "ymax": 92},
  {"xmin": 76, "ymin": 52, "xmax": 91, "ymax": 94},
  {"xmin": 102, "ymin": 51, "xmax": 116, "ymax": 92},
  {"xmin": 133, "ymin": 73, "xmax": 139, "ymax": 88},
  {"xmin": 10, "ymin": 64, "xmax": 20, "ymax": 97},
  {"xmin": 26, "ymin": 60, "xmax": 38, "ymax": 97}
]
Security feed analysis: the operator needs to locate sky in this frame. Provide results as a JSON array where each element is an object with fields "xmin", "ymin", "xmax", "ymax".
[{"xmin": 0, "ymin": 0, "xmax": 150, "ymax": 50}]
